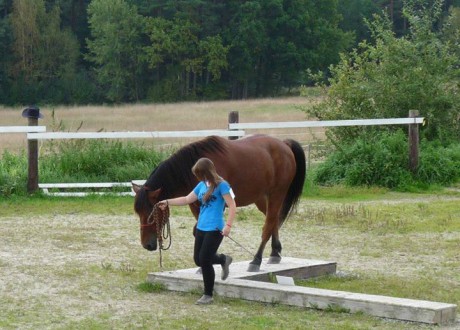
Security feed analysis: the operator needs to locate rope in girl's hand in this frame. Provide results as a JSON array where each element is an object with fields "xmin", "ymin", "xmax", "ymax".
[
  {"xmin": 217, "ymin": 227, "xmax": 253, "ymax": 257},
  {"xmin": 150, "ymin": 203, "xmax": 171, "ymax": 268}
]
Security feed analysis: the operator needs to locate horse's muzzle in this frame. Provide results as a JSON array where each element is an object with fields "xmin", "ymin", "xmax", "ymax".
[{"xmin": 143, "ymin": 240, "xmax": 157, "ymax": 251}]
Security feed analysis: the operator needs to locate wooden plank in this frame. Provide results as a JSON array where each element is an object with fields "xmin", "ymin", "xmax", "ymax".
[
  {"xmin": 148, "ymin": 257, "xmax": 457, "ymax": 325},
  {"xmin": 28, "ymin": 129, "xmax": 245, "ymax": 140},
  {"xmin": 0, "ymin": 126, "xmax": 46, "ymax": 133},
  {"xmin": 228, "ymin": 118, "xmax": 424, "ymax": 130}
]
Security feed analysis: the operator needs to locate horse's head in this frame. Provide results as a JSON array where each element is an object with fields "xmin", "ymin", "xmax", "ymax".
[{"xmin": 132, "ymin": 183, "xmax": 162, "ymax": 251}]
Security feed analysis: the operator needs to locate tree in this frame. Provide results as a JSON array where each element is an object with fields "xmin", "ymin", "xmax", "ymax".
[
  {"xmin": 144, "ymin": 15, "xmax": 228, "ymax": 100},
  {"xmin": 224, "ymin": 0, "xmax": 352, "ymax": 98},
  {"xmin": 442, "ymin": 5, "xmax": 460, "ymax": 58},
  {"xmin": 9, "ymin": 0, "xmax": 79, "ymax": 103},
  {"xmin": 0, "ymin": 0, "xmax": 13, "ymax": 102},
  {"xmin": 86, "ymin": 0, "xmax": 146, "ymax": 102},
  {"xmin": 338, "ymin": 0, "xmax": 379, "ymax": 44},
  {"xmin": 304, "ymin": 0, "xmax": 460, "ymax": 145}
]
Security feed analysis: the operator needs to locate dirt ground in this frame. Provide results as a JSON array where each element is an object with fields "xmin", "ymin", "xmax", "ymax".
[{"xmin": 1, "ymin": 197, "xmax": 459, "ymax": 329}]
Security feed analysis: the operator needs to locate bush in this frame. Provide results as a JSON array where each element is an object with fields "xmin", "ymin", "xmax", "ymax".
[
  {"xmin": 313, "ymin": 131, "xmax": 460, "ymax": 190},
  {"xmin": 417, "ymin": 142, "xmax": 460, "ymax": 185},
  {"xmin": 304, "ymin": 1, "xmax": 460, "ymax": 146}
]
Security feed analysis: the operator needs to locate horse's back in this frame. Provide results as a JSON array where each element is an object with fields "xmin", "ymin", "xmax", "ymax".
[{"xmin": 209, "ymin": 135, "xmax": 297, "ymax": 206}]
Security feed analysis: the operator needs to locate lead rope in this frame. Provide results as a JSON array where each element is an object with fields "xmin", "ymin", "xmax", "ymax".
[{"xmin": 147, "ymin": 204, "xmax": 171, "ymax": 268}]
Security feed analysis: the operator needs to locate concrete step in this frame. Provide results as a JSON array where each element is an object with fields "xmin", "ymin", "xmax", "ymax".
[{"xmin": 147, "ymin": 257, "xmax": 457, "ymax": 325}]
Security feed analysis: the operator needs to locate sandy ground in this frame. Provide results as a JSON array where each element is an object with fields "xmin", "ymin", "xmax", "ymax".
[{"xmin": 1, "ymin": 196, "xmax": 459, "ymax": 329}]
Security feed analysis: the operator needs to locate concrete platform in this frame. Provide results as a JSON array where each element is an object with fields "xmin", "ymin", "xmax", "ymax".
[{"xmin": 148, "ymin": 257, "xmax": 457, "ymax": 325}]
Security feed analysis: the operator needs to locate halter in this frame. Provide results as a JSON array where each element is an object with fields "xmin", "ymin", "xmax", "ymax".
[{"xmin": 141, "ymin": 203, "xmax": 171, "ymax": 267}]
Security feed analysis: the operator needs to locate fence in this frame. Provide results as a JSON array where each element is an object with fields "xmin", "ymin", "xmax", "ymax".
[
  {"xmin": 3, "ymin": 111, "xmax": 424, "ymax": 195},
  {"xmin": 0, "ymin": 126, "xmax": 46, "ymax": 133}
]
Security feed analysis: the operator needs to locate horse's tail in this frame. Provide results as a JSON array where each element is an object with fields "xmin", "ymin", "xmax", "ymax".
[{"xmin": 280, "ymin": 139, "xmax": 306, "ymax": 225}]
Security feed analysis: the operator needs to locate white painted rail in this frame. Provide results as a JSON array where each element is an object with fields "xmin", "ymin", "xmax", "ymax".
[
  {"xmin": 39, "ymin": 182, "xmax": 137, "ymax": 197},
  {"xmin": 28, "ymin": 129, "xmax": 245, "ymax": 140},
  {"xmin": 228, "ymin": 117, "xmax": 424, "ymax": 130},
  {"xmin": 0, "ymin": 126, "xmax": 46, "ymax": 133}
]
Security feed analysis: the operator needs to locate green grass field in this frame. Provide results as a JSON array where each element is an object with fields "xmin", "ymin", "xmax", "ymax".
[{"xmin": 0, "ymin": 187, "xmax": 459, "ymax": 329}]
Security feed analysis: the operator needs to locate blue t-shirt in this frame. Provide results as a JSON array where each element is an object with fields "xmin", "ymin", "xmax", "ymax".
[{"xmin": 193, "ymin": 180, "xmax": 231, "ymax": 231}]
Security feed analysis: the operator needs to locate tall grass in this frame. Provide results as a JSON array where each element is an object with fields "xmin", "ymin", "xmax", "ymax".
[
  {"xmin": 0, "ymin": 150, "xmax": 28, "ymax": 196},
  {"xmin": 41, "ymin": 140, "xmax": 169, "ymax": 183},
  {"xmin": 0, "ymin": 140, "xmax": 170, "ymax": 197}
]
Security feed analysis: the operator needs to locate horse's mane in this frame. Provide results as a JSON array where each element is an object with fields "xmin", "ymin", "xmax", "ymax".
[{"xmin": 135, "ymin": 136, "xmax": 227, "ymax": 211}]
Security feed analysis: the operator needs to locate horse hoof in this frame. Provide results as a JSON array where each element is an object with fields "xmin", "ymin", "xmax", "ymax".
[
  {"xmin": 267, "ymin": 256, "xmax": 281, "ymax": 264},
  {"xmin": 247, "ymin": 263, "xmax": 260, "ymax": 272}
]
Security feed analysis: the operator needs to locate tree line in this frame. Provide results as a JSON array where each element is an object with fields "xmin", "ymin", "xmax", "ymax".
[{"xmin": 0, "ymin": 0, "xmax": 459, "ymax": 105}]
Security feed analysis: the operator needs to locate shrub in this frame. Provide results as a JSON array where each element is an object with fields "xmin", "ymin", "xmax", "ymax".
[
  {"xmin": 417, "ymin": 142, "xmax": 460, "ymax": 185},
  {"xmin": 313, "ymin": 131, "xmax": 460, "ymax": 189},
  {"xmin": 314, "ymin": 131, "xmax": 413, "ymax": 188},
  {"xmin": 304, "ymin": 0, "xmax": 460, "ymax": 146}
]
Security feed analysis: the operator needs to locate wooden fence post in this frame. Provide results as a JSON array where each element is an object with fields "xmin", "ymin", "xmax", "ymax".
[
  {"xmin": 408, "ymin": 110, "xmax": 420, "ymax": 173},
  {"xmin": 22, "ymin": 106, "xmax": 42, "ymax": 193},
  {"xmin": 228, "ymin": 110, "xmax": 239, "ymax": 140}
]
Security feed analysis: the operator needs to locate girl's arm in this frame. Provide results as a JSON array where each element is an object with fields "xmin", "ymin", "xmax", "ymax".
[
  {"xmin": 158, "ymin": 191, "xmax": 197, "ymax": 209},
  {"xmin": 222, "ymin": 193, "xmax": 236, "ymax": 237}
]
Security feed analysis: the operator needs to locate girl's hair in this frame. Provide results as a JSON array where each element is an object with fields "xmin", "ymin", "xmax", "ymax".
[{"xmin": 192, "ymin": 158, "xmax": 222, "ymax": 203}]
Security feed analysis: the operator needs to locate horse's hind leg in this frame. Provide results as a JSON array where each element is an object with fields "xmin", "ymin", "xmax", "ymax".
[
  {"xmin": 247, "ymin": 231, "xmax": 269, "ymax": 272},
  {"xmin": 265, "ymin": 197, "xmax": 284, "ymax": 264},
  {"xmin": 248, "ymin": 199, "xmax": 282, "ymax": 271},
  {"xmin": 268, "ymin": 226, "xmax": 282, "ymax": 264}
]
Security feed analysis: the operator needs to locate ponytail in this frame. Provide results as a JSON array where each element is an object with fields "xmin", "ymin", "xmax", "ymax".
[{"xmin": 192, "ymin": 158, "xmax": 222, "ymax": 203}]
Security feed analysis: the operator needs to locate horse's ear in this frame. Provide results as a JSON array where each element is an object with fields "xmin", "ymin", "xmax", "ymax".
[
  {"xmin": 132, "ymin": 183, "xmax": 141, "ymax": 194},
  {"xmin": 147, "ymin": 188, "xmax": 162, "ymax": 204}
]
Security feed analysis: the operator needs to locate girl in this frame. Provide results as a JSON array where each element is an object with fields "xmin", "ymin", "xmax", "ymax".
[{"xmin": 158, "ymin": 157, "xmax": 236, "ymax": 305}]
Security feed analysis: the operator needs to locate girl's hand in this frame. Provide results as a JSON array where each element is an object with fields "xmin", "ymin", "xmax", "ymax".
[
  {"xmin": 222, "ymin": 224, "xmax": 231, "ymax": 237},
  {"xmin": 157, "ymin": 200, "xmax": 168, "ymax": 210}
]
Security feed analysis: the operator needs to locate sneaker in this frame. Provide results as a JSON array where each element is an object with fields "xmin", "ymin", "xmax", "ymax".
[
  {"xmin": 195, "ymin": 295, "xmax": 213, "ymax": 305},
  {"xmin": 221, "ymin": 255, "xmax": 233, "ymax": 280}
]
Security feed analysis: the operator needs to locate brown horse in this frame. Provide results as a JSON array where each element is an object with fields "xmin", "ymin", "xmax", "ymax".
[{"xmin": 132, "ymin": 134, "xmax": 306, "ymax": 272}]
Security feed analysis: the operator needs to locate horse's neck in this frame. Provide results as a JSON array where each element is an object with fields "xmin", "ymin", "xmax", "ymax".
[{"xmin": 148, "ymin": 165, "xmax": 196, "ymax": 199}]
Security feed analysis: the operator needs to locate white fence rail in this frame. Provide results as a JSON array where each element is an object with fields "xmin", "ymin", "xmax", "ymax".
[
  {"xmin": 17, "ymin": 114, "xmax": 423, "ymax": 195},
  {"xmin": 27, "ymin": 129, "xmax": 245, "ymax": 140},
  {"xmin": 0, "ymin": 126, "xmax": 46, "ymax": 133},
  {"xmin": 228, "ymin": 118, "xmax": 424, "ymax": 130},
  {"xmin": 39, "ymin": 182, "xmax": 134, "ymax": 197}
]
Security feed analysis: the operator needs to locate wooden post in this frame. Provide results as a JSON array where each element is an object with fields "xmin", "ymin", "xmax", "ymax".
[
  {"xmin": 228, "ymin": 110, "xmax": 239, "ymax": 140},
  {"xmin": 408, "ymin": 110, "xmax": 420, "ymax": 174},
  {"xmin": 27, "ymin": 117, "xmax": 39, "ymax": 193},
  {"xmin": 23, "ymin": 106, "xmax": 42, "ymax": 193}
]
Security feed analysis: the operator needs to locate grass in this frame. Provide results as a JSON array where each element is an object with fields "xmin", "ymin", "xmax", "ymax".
[
  {"xmin": 1, "ymin": 97, "xmax": 459, "ymax": 328},
  {"xmin": 0, "ymin": 187, "xmax": 459, "ymax": 329},
  {"xmin": 297, "ymin": 272, "xmax": 457, "ymax": 304},
  {"xmin": 0, "ymin": 97, "xmax": 320, "ymax": 155}
]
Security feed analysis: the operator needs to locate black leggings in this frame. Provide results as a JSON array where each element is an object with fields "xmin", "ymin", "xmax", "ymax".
[{"xmin": 193, "ymin": 229, "xmax": 225, "ymax": 296}]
